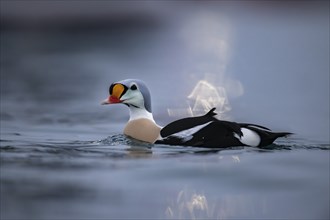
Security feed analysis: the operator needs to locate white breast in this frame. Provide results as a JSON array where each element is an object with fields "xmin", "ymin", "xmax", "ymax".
[{"xmin": 124, "ymin": 118, "xmax": 161, "ymax": 143}]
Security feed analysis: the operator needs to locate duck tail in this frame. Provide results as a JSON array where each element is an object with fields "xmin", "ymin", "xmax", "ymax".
[
  {"xmin": 259, "ymin": 131, "xmax": 293, "ymax": 147},
  {"xmin": 206, "ymin": 108, "xmax": 217, "ymax": 117},
  {"xmin": 273, "ymin": 132, "xmax": 293, "ymax": 138},
  {"xmin": 243, "ymin": 124, "xmax": 293, "ymax": 147}
]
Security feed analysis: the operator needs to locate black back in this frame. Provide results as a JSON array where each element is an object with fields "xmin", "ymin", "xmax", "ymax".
[
  {"xmin": 157, "ymin": 108, "xmax": 292, "ymax": 148},
  {"xmin": 160, "ymin": 108, "xmax": 217, "ymax": 137},
  {"xmin": 158, "ymin": 108, "xmax": 245, "ymax": 148}
]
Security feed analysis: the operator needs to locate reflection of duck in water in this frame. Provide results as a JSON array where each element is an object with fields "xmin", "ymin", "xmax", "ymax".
[{"xmin": 102, "ymin": 79, "xmax": 292, "ymax": 148}]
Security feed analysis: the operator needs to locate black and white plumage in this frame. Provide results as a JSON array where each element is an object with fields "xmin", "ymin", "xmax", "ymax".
[
  {"xmin": 102, "ymin": 79, "xmax": 292, "ymax": 148},
  {"xmin": 156, "ymin": 108, "xmax": 291, "ymax": 148}
]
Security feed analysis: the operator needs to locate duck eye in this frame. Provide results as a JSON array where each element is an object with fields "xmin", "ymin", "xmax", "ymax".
[{"xmin": 130, "ymin": 84, "xmax": 137, "ymax": 90}]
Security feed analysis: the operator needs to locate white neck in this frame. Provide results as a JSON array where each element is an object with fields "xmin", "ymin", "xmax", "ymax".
[{"xmin": 128, "ymin": 107, "xmax": 155, "ymax": 122}]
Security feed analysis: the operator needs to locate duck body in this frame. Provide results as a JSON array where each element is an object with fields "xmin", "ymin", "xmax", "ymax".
[
  {"xmin": 102, "ymin": 79, "xmax": 291, "ymax": 148},
  {"xmin": 156, "ymin": 108, "xmax": 291, "ymax": 148}
]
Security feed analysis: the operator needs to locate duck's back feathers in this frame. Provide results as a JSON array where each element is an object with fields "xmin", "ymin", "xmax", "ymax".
[
  {"xmin": 157, "ymin": 120, "xmax": 244, "ymax": 148},
  {"xmin": 157, "ymin": 109, "xmax": 245, "ymax": 148},
  {"xmin": 160, "ymin": 108, "xmax": 218, "ymax": 137},
  {"xmin": 157, "ymin": 108, "xmax": 292, "ymax": 148}
]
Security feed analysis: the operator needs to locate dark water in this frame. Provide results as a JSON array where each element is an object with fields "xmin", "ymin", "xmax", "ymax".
[
  {"xmin": 1, "ymin": 129, "xmax": 329, "ymax": 219},
  {"xmin": 1, "ymin": 2, "xmax": 330, "ymax": 219}
]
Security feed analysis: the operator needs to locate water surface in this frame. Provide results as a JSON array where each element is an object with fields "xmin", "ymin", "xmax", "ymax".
[{"xmin": 1, "ymin": 126, "xmax": 329, "ymax": 219}]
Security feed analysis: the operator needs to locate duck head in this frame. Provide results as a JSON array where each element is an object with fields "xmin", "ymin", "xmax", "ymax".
[
  {"xmin": 102, "ymin": 79, "xmax": 152, "ymax": 111},
  {"xmin": 102, "ymin": 79, "xmax": 154, "ymax": 121}
]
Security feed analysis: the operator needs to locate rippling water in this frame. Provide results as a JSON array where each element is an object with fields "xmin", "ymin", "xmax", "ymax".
[
  {"xmin": 1, "ymin": 2, "xmax": 330, "ymax": 219},
  {"xmin": 1, "ymin": 128, "xmax": 329, "ymax": 219}
]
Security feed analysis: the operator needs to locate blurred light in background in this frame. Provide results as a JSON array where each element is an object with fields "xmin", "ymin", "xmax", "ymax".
[
  {"xmin": 167, "ymin": 79, "xmax": 232, "ymax": 119},
  {"xmin": 166, "ymin": 12, "xmax": 244, "ymax": 119}
]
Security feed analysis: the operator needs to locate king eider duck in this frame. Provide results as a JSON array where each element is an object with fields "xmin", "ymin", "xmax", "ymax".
[{"xmin": 101, "ymin": 79, "xmax": 292, "ymax": 148}]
